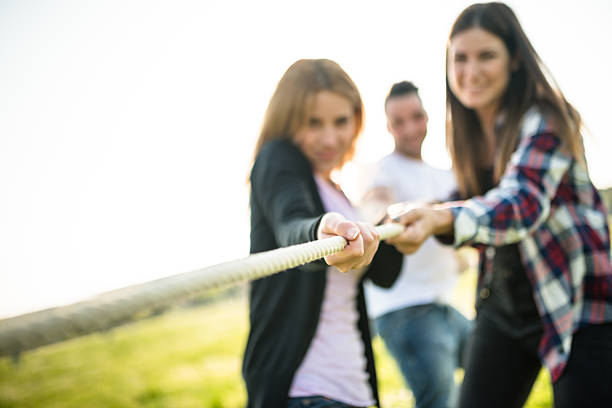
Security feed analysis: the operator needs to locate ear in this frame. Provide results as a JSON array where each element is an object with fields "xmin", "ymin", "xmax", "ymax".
[{"xmin": 386, "ymin": 120, "xmax": 392, "ymax": 133}]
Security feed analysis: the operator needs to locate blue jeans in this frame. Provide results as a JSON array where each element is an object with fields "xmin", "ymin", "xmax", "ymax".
[
  {"xmin": 375, "ymin": 303, "xmax": 473, "ymax": 408},
  {"xmin": 288, "ymin": 396, "xmax": 366, "ymax": 408}
]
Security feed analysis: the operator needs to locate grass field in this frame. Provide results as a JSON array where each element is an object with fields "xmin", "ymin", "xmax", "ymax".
[{"xmin": 0, "ymin": 265, "xmax": 554, "ymax": 408}]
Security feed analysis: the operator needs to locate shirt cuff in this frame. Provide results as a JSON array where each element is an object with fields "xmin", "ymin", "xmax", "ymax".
[{"xmin": 452, "ymin": 205, "xmax": 478, "ymax": 247}]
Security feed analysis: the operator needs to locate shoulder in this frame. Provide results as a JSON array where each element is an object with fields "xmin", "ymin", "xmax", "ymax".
[
  {"xmin": 424, "ymin": 163, "xmax": 457, "ymax": 195},
  {"xmin": 419, "ymin": 160, "xmax": 453, "ymax": 178},
  {"xmin": 252, "ymin": 139, "xmax": 311, "ymax": 176},
  {"xmin": 434, "ymin": 166, "xmax": 456, "ymax": 184},
  {"xmin": 368, "ymin": 153, "xmax": 400, "ymax": 188},
  {"xmin": 422, "ymin": 160, "xmax": 448, "ymax": 172},
  {"xmin": 514, "ymin": 106, "xmax": 569, "ymax": 156},
  {"xmin": 257, "ymin": 139, "xmax": 304, "ymax": 162},
  {"xmin": 504, "ymin": 107, "xmax": 576, "ymax": 183},
  {"xmin": 519, "ymin": 106, "xmax": 559, "ymax": 139},
  {"xmin": 377, "ymin": 152, "xmax": 397, "ymax": 166}
]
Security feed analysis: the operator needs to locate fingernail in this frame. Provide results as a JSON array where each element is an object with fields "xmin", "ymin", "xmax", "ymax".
[
  {"xmin": 348, "ymin": 228, "xmax": 359, "ymax": 239},
  {"xmin": 392, "ymin": 216, "xmax": 401, "ymax": 222}
]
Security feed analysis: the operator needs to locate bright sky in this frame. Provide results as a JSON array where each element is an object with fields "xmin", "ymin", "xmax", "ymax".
[{"xmin": 1, "ymin": 0, "xmax": 611, "ymax": 318}]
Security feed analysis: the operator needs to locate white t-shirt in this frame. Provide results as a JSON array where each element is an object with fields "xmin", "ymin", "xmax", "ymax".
[
  {"xmin": 364, "ymin": 152, "xmax": 459, "ymax": 319},
  {"xmin": 289, "ymin": 175, "xmax": 375, "ymax": 407}
]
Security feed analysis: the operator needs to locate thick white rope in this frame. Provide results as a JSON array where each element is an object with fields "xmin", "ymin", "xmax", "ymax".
[{"xmin": 0, "ymin": 223, "xmax": 404, "ymax": 358}]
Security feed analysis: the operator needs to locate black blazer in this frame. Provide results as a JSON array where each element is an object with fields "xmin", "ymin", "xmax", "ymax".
[{"xmin": 242, "ymin": 140, "xmax": 403, "ymax": 408}]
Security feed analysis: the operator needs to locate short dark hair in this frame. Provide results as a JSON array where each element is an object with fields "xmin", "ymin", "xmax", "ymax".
[{"xmin": 385, "ymin": 81, "xmax": 419, "ymax": 108}]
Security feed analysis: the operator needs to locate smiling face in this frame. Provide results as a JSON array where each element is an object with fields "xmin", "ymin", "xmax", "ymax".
[
  {"xmin": 447, "ymin": 27, "xmax": 514, "ymax": 118},
  {"xmin": 293, "ymin": 90, "xmax": 356, "ymax": 178},
  {"xmin": 385, "ymin": 92, "xmax": 428, "ymax": 160}
]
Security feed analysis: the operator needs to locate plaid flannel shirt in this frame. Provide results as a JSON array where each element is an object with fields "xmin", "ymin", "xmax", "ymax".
[{"xmin": 449, "ymin": 107, "xmax": 612, "ymax": 382}]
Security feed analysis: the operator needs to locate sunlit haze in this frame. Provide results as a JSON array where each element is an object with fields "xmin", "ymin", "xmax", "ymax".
[{"xmin": 1, "ymin": 0, "xmax": 610, "ymax": 318}]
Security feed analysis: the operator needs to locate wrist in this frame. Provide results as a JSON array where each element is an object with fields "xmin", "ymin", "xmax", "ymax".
[{"xmin": 432, "ymin": 208, "xmax": 454, "ymax": 235}]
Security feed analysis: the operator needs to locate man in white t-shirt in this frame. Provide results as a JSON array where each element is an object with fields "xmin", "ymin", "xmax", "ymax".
[{"xmin": 362, "ymin": 81, "xmax": 472, "ymax": 408}]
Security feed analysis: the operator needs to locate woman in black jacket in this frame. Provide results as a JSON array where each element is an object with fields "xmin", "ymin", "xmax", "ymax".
[{"xmin": 243, "ymin": 59, "xmax": 403, "ymax": 408}]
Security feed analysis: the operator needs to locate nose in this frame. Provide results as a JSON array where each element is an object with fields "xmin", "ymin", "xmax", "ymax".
[
  {"xmin": 401, "ymin": 122, "xmax": 424, "ymax": 145},
  {"xmin": 404, "ymin": 120, "xmax": 418, "ymax": 136},
  {"xmin": 320, "ymin": 125, "xmax": 338, "ymax": 146},
  {"xmin": 464, "ymin": 59, "xmax": 480, "ymax": 83}
]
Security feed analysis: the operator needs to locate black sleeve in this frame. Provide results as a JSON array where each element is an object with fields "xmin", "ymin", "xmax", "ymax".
[
  {"xmin": 364, "ymin": 241, "xmax": 403, "ymax": 288},
  {"xmin": 250, "ymin": 140, "xmax": 324, "ymax": 248}
]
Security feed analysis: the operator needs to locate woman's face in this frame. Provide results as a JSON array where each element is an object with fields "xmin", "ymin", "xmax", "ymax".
[
  {"xmin": 294, "ymin": 90, "xmax": 356, "ymax": 178},
  {"xmin": 447, "ymin": 27, "xmax": 513, "ymax": 116}
]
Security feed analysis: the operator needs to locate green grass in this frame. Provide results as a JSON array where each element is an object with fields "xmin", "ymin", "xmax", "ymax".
[
  {"xmin": 5, "ymin": 218, "xmax": 610, "ymax": 407},
  {"xmin": 0, "ymin": 268, "xmax": 553, "ymax": 407},
  {"xmin": 0, "ymin": 299, "xmax": 249, "ymax": 408}
]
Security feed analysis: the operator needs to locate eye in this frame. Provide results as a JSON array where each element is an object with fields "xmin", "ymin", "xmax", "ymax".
[
  {"xmin": 308, "ymin": 117, "xmax": 322, "ymax": 129},
  {"xmin": 335, "ymin": 116, "xmax": 349, "ymax": 127},
  {"xmin": 453, "ymin": 53, "xmax": 467, "ymax": 63},
  {"xmin": 480, "ymin": 50, "xmax": 497, "ymax": 60}
]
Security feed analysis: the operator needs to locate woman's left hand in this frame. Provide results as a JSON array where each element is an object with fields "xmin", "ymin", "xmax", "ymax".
[{"xmin": 386, "ymin": 206, "xmax": 454, "ymax": 254}]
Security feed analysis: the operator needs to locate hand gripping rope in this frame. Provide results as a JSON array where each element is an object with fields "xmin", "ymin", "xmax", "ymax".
[{"xmin": 0, "ymin": 223, "xmax": 404, "ymax": 358}]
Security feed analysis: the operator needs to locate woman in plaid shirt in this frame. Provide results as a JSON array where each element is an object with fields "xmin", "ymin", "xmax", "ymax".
[{"xmin": 388, "ymin": 3, "xmax": 612, "ymax": 407}]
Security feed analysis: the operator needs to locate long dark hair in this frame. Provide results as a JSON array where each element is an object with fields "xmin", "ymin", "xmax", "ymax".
[{"xmin": 446, "ymin": 2, "xmax": 583, "ymax": 197}]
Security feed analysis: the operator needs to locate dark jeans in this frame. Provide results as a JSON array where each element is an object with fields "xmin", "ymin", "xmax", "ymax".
[
  {"xmin": 458, "ymin": 317, "xmax": 612, "ymax": 408},
  {"xmin": 288, "ymin": 396, "xmax": 368, "ymax": 408}
]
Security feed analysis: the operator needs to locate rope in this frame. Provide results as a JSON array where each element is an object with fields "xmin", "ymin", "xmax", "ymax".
[{"xmin": 0, "ymin": 223, "xmax": 404, "ymax": 358}]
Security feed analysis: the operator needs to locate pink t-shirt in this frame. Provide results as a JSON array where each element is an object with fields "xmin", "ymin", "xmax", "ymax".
[{"xmin": 288, "ymin": 175, "xmax": 374, "ymax": 407}]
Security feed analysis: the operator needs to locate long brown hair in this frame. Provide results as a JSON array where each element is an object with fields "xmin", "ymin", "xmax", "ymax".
[
  {"xmin": 446, "ymin": 2, "xmax": 583, "ymax": 197},
  {"xmin": 252, "ymin": 59, "xmax": 364, "ymax": 168}
]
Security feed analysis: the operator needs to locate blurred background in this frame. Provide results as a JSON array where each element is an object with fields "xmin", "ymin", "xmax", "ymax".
[
  {"xmin": 1, "ymin": 0, "xmax": 611, "ymax": 318},
  {"xmin": 1, "ymin": 1, "xmax": 610, "ymax": 406}
]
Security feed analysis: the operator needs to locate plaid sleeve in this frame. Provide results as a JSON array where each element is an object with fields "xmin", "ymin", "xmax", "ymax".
[{"xmin": 451, "ymin": 109, "xmax": 574, "ymax": 247}]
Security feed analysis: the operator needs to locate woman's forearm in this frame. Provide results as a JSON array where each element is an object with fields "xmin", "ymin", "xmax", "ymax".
[{"xmin": 432, "ymin": 207, "xmax": 454, "ymax": 236}]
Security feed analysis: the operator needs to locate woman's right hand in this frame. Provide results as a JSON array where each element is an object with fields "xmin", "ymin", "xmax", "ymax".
[{"xmin": 317, "ymin": 212, "xmax": 380, "ymax": 273}]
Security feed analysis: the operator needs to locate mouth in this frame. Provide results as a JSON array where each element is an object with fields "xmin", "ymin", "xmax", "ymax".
[
  {"xmin": 318, "ymin": 150, "xmax": 338, "ymax": 161},
  {"xmin": 465, "ymin": 86, "xmax": 487, "ymax": 94}
]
